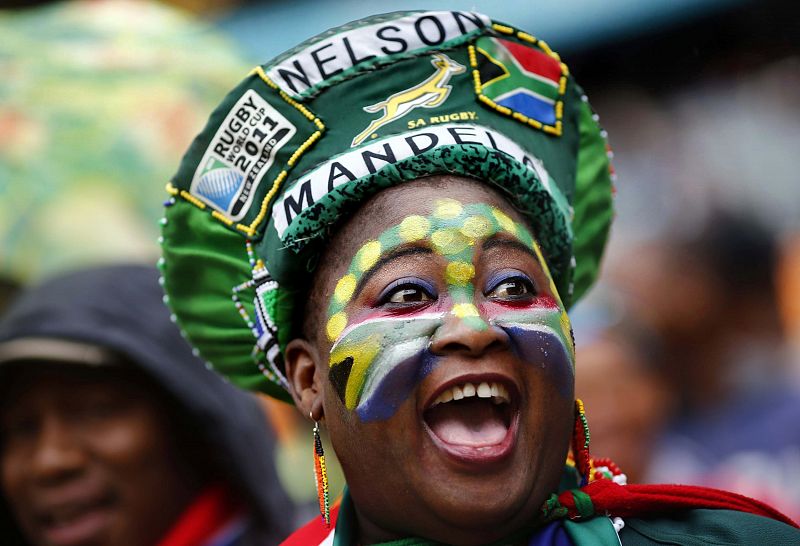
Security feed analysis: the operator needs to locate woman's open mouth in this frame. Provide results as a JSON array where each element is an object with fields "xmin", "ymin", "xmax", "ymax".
[{"xmin": 423, "ymin": 376, "xmax": 519, "ymax": 465}]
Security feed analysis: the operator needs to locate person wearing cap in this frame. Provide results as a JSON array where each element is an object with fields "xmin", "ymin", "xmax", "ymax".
[
  {"xmin": 0, "ymin": 265, "xmax": 293, "ymax": 546},
  {"xmin": 159, "ymin": 11, "xmax": 800, "ymax": 545}
]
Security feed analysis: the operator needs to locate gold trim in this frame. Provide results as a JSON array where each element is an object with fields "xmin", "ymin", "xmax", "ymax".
[
  {"xmin": 180, "ymin": 189, "xmax": 207, "ymax": 210},
  {"xmin": 212, "ymin": 210, "xmax": 234, "ymax": 225}
]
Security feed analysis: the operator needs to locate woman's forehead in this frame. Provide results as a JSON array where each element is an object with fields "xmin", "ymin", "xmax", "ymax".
[{"xmin": 331, "ymin": 176, "xmax": 528, "ymax": 251}]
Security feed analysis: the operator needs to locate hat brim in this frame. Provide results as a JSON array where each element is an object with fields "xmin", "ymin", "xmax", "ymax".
[{"xmin": 0, "ymin": 338, "xmax": 122, "ymax": 368}]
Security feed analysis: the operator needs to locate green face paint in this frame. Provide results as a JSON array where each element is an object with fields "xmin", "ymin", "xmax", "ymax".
[{"xmin": 325, "ymin": 198, "xmax": 573, "ymax": 421}]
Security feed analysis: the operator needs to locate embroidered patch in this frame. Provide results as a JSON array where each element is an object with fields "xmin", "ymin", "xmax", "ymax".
[
  {"xmin": 351, "ymin": 53, "xmax": 465, "ymax": 146},
  {"xmin": 190, "ymin": 89, "xmax": 297, "ymax": 221},
  {"xmin": 471, "ymin": 36, "xmax": 567, "ymax": 136}
]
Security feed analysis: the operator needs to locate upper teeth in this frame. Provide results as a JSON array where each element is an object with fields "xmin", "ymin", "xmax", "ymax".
[{"xmin": 431, "ymin": 381, "xmax": 510, "ymax": 407}]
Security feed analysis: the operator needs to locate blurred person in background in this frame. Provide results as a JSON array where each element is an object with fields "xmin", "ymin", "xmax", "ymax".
[
  {"xmin": 613, "ymin": 209, "xmax": 800, "ymax": 519},
  {"xmin": 0, "ymin": 265, "xmax": 294, "ymax": 545},
  {"xmin": 575, "ymin": 319, "xmax": 673, "ymax": 486}
]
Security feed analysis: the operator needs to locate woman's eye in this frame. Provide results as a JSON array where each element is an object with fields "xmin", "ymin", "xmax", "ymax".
[
  {"xmin": 378, "ymin": 278, "xmax": 437, "ymax": 306},
  {"xmin": 386, "ymin": 286, "xmax": 434, "ymax": 304},
  {"xmin": 486, "ymin": 276, "xmax": 535, "ymax": 300}
]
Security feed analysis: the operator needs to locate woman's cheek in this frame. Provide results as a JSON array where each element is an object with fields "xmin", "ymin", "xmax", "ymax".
[
  {"xmin": 481, "ymin": 298, "xmax": 575, "ymax": 399},
  {"xmin": 328, "ymin": 312, "xmax": 445, "ymax": 421}
]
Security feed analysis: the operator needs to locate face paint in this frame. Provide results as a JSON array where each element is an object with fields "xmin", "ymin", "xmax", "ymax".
[
  {"xmin": 480, "ymin": 248, "xmax": 576, "ymax": 399},
  {"xmin": 326, "ymin": 198, "xmax": 575, "ymax": 420},
  {"xmin": 329, "ymin": 313, "xmax": 443, "ymax": 421},
  {"xmin": 486, "ymin": 303, "xmax": 575, "ymax": 400}
]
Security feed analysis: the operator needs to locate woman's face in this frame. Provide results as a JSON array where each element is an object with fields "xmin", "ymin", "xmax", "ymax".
[{"xmin": 287, "ymin": 176, "xmax": 575, "ymax": 545}]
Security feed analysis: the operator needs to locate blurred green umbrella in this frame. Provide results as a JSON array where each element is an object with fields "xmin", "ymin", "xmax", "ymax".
[{"xmin": 0, "ymin": 0, "xmax": 249, "ymax": 283}]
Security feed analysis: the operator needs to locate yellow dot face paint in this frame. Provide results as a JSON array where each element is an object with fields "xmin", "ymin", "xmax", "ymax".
[
  {"xmin": 323, "ymin": 199, "xmax": 574, "ymax": 421},
  {"xmin": 492, "ymin": 208, "xmax": 516, "ymax": 235},
  {"xmin": 398, "ymin": 215, "xmax": 431, "ymax": 242},
  {"xmin": 433, "ymin": 198, "xmax": 463, "ymax": 219},
  {"xmin": 355, "ymin": 240, "xmax": 382, "ymax": 272},
  {"xmin": 326, "ymin": 312, "xmax": 348, "ymax": 341},
  {"xmin": 461, "ymin": 215, "xmax": 492, "ymax": 239},
  {"xmin": 430, "ymin": 228, "xmax": 471, "ymax": 256},
  {"xmin": 445, "ymin": 261, "xmax": 475, "ymax": 286},
  {"xmin": 452, "ymin": 302, "xmax": 480, "ymax": 318},
  {"xmin": 334, "ymin": 274, "xmax": 357, "ymax": 304}
]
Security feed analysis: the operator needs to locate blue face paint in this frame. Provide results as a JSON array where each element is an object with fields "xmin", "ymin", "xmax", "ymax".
[
  {"xmin": 500, "ymin": 325, "xmax": 574, "ymax": 400},
  {"xmin": 357, "ymin": 342, "xmax": 439, "ymax": 422}
]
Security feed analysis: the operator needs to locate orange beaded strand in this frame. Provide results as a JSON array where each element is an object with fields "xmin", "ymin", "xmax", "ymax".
[{"xmin": 312, "ymin": 418, "xmax": 330, "ymax": 527}]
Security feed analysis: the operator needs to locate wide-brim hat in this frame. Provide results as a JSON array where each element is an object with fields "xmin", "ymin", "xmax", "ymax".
[{"xmin": 161, "ymin": 11, "xmax": 615, "ymax": 401}]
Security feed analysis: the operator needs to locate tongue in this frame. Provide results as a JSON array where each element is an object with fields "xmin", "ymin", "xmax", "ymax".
[{"xmin": 426, "ymin": 398, "xmax": 508, "ymax": 446}]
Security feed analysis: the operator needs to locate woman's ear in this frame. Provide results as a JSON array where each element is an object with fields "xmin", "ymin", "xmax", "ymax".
[{"xmin": 284, "ymin": 338, "xmax": 325, "ymax": 421}]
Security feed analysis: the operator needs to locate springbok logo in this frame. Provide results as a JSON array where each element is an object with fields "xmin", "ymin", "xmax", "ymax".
[{"xmin": 351, "ymin": 53, "xmax": 466, "ymax": 147}]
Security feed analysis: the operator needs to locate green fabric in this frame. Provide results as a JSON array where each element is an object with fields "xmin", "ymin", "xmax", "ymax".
[
  {"xmin": 570, "ymin": 490, "xmax": 595, "ymax": 520},
  {"xmin": 564, "ymin": 516, "xmax": 621, "ymax": 546},
  {"xmin": 559, "ymin": 465, "xmax": 583, "ymax": 491},
  {"xmin": 571, "ymin": 95, "xmax": 615, "ymax": 303},
  {"xmin": 332, "ymin": 488, "xmax": 357, "ymax": 546},
  {"xmin": 331, "ymin": 495, "xmax": 800, "ymax": 546},
  {"xmin": 326, "ymin": 471, "xmax": 800, "ymax": 545},
  {"xmin": 619, "ymin": 509, "xmax": 800, "ymax": 545},
  {"xmin": 160, "ymin": 199, "xmax": 292, "ymax": 401},
  {"xmin": 161, "ymin": 10, "xmax": 615, "ymax": 396}
]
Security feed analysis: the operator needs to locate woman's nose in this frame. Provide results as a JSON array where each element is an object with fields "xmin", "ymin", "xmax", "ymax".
[{"xmin": 428, "ymin": 308, "xmax": 509, "ymax": 357}]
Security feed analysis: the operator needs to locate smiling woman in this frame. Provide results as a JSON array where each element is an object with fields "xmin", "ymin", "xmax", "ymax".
[
  {"xmin": 283, "ymin": 177, "xmax": 576, "ymax": 544},
  {"xmin": 159, "ymin": 10, "xmax": 800, "ymax": 546}
]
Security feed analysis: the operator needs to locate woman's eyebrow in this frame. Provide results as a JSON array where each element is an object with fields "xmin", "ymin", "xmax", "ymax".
[
  {"xmin": 481, "ymin": 237, "xmax": 541, "ymax": 264},
  {"xmin": 352, "ymin": 246, "xmax": 434, "ymax": 300}
]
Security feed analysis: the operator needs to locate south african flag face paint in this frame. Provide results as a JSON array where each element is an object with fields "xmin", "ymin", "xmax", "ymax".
[{"xmin": 325, "ymin": 198, "xmax": 575, "ymax": 422}]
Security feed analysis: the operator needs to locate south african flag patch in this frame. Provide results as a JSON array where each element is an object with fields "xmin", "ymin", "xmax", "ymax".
[{"xmin": 472, "ymin": 36, "xmax": 568, "ymax": 136}]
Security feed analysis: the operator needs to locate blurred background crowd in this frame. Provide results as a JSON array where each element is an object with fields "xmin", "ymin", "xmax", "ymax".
[{"xmin": 1, "ymin": 0, "xmax": 799, "ymax": 534}]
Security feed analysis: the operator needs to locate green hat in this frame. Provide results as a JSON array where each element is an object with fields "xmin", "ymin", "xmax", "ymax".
[{"xmin": 160, "ymin": 11, "xmax": 615, "ymax": 401}]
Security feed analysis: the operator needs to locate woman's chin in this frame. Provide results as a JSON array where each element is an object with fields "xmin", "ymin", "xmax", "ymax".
[
  {"xmin": 404, "ymin": 404, "xmax": 571, "ymax": 542},
  {"xmin": 410, "ymin": 442, "xmax": 543, "ymax": 538}
]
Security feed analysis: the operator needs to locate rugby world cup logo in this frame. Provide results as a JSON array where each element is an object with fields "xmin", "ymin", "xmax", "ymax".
[{"xmin": 351, "ymin": 53, "xmax": 466, "ymax": 147}]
